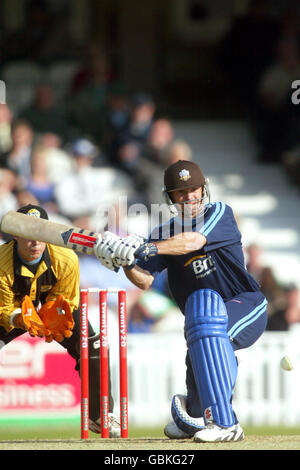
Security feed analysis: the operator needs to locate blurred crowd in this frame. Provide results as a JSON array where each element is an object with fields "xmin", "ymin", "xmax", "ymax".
[{"xmin": 0, "ymin": 0, "xmax": 300, "ymax": 333}]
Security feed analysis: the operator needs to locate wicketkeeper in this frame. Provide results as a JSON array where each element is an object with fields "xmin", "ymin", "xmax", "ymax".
[
  {"xmin": 94, "ymin": 160, "xmax": 268, "ymax": 443},
  {"xmin": 0, "ymin": 204, "xmax": 120, "ymax": 437}
]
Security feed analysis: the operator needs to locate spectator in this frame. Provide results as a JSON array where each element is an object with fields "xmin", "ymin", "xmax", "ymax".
[
  {"xmin": 36, "ymin": 133, "xmax": 74, "ymax": 184},
  {"xmin": 124, "ymin": 92, "xmax": 156, "ymax": 142},
  {"xmin": 71, "ymin": 43, "xmax": 114, "ymax": 96},
  {"xmin": 0, "ymin": 168, "xmax": 18, "ymax": 219},
  {"xmin": 24, "ymin": 145, "xmax": 57, "ymax": 213},
  {"xmin": 19, "ymin": 84, "xmax": 69, "ymax": 141},
  {"xmin": 128, "ymin": 118, "xmax": 176, "ymax": 207},
  {"xmin": 246, "ymin": 243, "xmax": 266, "ymax": 281},
  {"xmin": 246, "ymin": 244, "xmax": 285, "ymax": 316},
  {"xmin": 0, "ymin": 104, "xmax": 13, "ymax": 153},
  {"xmin": 112, "ymin": 92, "xmax": 156, "ymax": 168},
  {"xmin": 267, "ymin": 283, "xmax": 300, "ymax": 331},
  {"xmin": 142, "ymin": 118, "xmax": 175, "ymax": 166},
  {"xmin": 0, "ymin": 119, "xmax": 34, "ymax": 185},
  {"xmin": 259, "ymin": 266, "xmax": 286, "ymax": 316},
  {"xmin": 14, "ymin": 188, "xmax": 39, "ymax": 208},
  {"xmin": 164, "ymin": 139, "xmax": 193, "ymax": 166},
  {"xmin": 54, "ymin": 138, "xmax": 133, "ymax": 220},
  {"xmin": 102, "ymin": 83, "xmax": 130, "ymax": 155},
  {"xmin": 112, "ymin": 118, "xmax": 174, "ymax": 207},
  {"xmin": 70, "ymin": 53, "xmax": 113, "ymax": 143}
]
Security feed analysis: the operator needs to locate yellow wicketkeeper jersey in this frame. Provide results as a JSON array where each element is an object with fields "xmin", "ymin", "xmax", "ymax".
[{"xmin": 0, "ymin": 240, "xmax": 80, "ymax": 332}]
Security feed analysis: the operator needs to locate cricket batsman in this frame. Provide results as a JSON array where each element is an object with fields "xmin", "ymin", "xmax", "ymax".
[
  {"xmin": 94, "ymin": 160, "xmax": 268, "ymax": 442},
  {"xmin": 0, "ymin": 204, "xmax": 120, "ymax": 437}
]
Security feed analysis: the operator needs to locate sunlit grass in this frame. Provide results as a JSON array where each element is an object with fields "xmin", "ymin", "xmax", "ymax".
[{"xmin": 0, "ymin": 422, "xmax": 299, "ymax": 441}]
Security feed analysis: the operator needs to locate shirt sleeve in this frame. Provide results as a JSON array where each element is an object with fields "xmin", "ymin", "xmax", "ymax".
[
  {"xmin": 201, "ymin": 203, "xmax": 241, "ymax": 252},
  {"xmin": 136, "ymin": 254, "xmax": 167, "ymax": 276},
  {"xmin": 0, "ymin": 272, "xmax": 21, "ymax": 332}
]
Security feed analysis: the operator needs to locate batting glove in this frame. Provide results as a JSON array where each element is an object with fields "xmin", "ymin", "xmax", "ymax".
[
  {"xmin": 112, "ymin": 234, "xmax": 145, "ymax": 268},
  {"xmin": 93, "ymin": 232, "xmax": 123, "ymax": 271},
  {"xmin": 134, "ymin": 242, "xmax": 158, "ymax": 262}
]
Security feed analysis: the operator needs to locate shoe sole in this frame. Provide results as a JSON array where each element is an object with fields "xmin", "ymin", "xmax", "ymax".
[{"xmin": 194, "ymin": 429, "xmax": 244, "ymax": 443}]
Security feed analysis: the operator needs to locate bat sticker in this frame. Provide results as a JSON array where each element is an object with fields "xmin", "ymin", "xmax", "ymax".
[
  {"xmin": 69, "ymin": 231, "xmax": 96, "ymax": 248},
  {"xmin": 61, "ymin": 229, "xmax": 73, "ymax": 246}
]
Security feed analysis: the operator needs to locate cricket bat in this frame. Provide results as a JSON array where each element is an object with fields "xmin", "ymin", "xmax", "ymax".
[{"xmin": 0, "ymin": 211, "xmax": 101, "ymax": 255}]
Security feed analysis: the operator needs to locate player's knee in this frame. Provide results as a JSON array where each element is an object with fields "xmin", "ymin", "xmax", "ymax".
[{"xmin": 185, "ymin": 289, "xmax": 228, "ymax": 342}]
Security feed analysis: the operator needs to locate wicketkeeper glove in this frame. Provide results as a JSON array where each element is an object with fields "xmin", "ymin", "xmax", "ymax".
[
  {"xmin": 38, "ymin": 295, "xmax": 74, "ymax": 343},
  {"xmin": 16, "ymin": 295, "xmax": 52, "ymax": 340}
]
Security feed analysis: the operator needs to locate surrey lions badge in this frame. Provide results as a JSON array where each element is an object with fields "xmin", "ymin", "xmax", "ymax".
[{"xmin": 179, "ymin": 169, "xmax": 191, "ymax": 181}]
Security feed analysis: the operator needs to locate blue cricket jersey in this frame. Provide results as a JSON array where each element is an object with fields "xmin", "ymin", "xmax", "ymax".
[{"xmin": 136, "ymin": 202, "xmax": 260, "ymax": 314}]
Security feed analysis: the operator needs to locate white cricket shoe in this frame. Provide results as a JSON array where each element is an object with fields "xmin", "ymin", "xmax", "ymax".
[
  {"xmin": 194, "ymin": 423, "xmax": 244, "ymax": 443},
  {"xmin": 89, "ymin": 413, "xmax": 121, "ymax": 438},
  {"xmin": 164, "ymin": 421, "xmax": 194, "ymax": 439}
]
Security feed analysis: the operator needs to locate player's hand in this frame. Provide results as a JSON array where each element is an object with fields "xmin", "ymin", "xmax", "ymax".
[
  {"xmin": 133, "ymin": 242, "xmax": 158, "ymax": 263},
  {"xmin": 20, "ymin": 296, "xmax": 52, "ymax": 340},
  {"xmin": 39, "ymin": 295, "xmax": 74, "ymax": 343},
  {"xmin": 93, "ymin": 232, "xmax": 122, "ymax": 271},
  {"xmin": 112, "ymin": 234, "xmax": 145, "ymax": 268}
]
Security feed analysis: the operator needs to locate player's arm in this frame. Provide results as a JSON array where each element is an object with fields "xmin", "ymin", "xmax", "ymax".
[
  {"xmin": 0, "ymin": 275, "xmax": 52, "ymax": 338},
  {"xmin": 122, "ymin": 232, "xmax": 206, "ymax": 290},
  {"xmin": 124, "ymin": 264, "xmax": 155, "ymax": 290},
  {"xmin": 130, "ymin": 231, "xmax": 206, "ymax": 266},
  {"xmin": 153, "ymin": 231, "xmax": 207, "ymax": 256},
  {"xmin": 94, "ymin": 230, "xmax": 207, "ymax": 272},
  {"xmin": 123, "ymin": 232, "xmax": 205, "ymax": 290},
  {"xmin": 0, "ymin": 276, "xmax": 25, "ymax": 332}
]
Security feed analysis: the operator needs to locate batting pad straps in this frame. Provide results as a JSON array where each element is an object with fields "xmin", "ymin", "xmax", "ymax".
[{"xmin": 185, "ymin": 289, "xmax": 238, "ymax": 428}]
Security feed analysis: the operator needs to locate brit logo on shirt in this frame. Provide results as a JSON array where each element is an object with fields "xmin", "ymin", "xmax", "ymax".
[{"xmin": 184, "ymin": 254, "xmax": 216, "ymax": 279}]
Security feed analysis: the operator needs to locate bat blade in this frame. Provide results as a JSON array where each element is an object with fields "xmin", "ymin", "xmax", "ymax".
[{"xmin": 0, "ymin": 211, "xmax": 100, "ymax": 255}]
